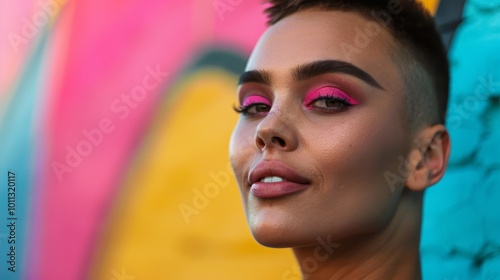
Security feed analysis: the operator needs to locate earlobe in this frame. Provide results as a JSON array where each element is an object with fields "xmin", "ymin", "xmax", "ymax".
[{"xmin": 405, "ymin": 125, "xmax": 451, "ymax": 191}]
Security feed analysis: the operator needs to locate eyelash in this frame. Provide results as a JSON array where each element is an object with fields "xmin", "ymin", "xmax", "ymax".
[
  {"xmin": 306, "ymin": 94, "xmax": 353, "ymax": 112},
  {"xmin": 233, "ymin": 92, "xmax": 355, "ymax": 116},
  {"xmin": 233, "ymin": 103, "xmax": 270, "ymax": 116}
]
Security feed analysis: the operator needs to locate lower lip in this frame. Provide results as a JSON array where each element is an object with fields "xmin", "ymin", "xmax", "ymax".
[{"xmin": 250, "ymin": 182, "xmax": 309, "ymax": 198}]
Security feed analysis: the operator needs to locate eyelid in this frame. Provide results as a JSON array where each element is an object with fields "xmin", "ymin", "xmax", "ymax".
[
  {"xmin": 304, "ymin": 86, "xmax": 359, "ymax": 106},
  {"xmin": 242, "ymin": 95, "xmax": 272, "ymax": 107}
]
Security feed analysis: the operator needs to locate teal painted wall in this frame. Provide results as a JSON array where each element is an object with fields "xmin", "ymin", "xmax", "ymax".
[{"xmin": 422, "ymin": 0, "xmax": 500, "ymax": 279}]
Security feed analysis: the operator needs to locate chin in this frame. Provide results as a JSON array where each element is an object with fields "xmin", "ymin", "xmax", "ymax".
[
  {"xmin": 251, "ymin": 227, "xmax": 297, "ymax": 248},
  {"xmin": 249, "ymin": 217, "xmax": 317, "ymax": 248}
]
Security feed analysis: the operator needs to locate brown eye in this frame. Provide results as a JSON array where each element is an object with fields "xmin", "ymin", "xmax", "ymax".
[
  {"xmin": 327, "ymin": 99, "xmax": 343, "ymax": 108},
  {"xmin": 247, "ymin": 103, "xmax": 271, "ymax": 114},
  {"xmin": 312, "ymin": 98, "xmax": 348, "ymax": 109},
  {"xmin": 234, "ymin": 103, "xmax": 272, "ymax": 117}
]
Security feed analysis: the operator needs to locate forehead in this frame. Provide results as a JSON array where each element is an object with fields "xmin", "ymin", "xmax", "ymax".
[{"xmin": 246, "ymin": 8, "xmax": 403, "ymax": 92}]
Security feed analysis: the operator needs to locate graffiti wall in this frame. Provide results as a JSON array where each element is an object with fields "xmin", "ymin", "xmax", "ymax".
[{"xmin": 2, "ymin": 0, "xmax": 499, "ymax": 279}]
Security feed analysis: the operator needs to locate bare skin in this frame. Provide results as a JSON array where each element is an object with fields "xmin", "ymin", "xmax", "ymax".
[{"xmin": 229, "ymin": 8, "xmax": 450, "ymax": 280}]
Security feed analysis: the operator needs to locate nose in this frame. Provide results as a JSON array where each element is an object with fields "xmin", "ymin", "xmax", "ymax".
[{"xmin": 255, "ymin": 109, "xmax": 299, "ymax": 152}]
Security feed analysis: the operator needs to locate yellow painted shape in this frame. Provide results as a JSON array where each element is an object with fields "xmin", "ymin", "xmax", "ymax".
[
  {"xmin": 419, "ymin": 0, "xmax": 439, "ymax": 14},
  {"xmin": 90, "ymin": 68, "xmax": 296, "ymax": 280}
]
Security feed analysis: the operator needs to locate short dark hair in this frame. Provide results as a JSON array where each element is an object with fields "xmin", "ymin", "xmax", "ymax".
[{"xmin": 264, "ymin": 0, "xmax": 449, "ymax": 128}]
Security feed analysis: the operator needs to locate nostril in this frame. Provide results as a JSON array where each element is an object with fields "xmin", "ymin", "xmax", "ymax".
[
  {"xmin": 256, "ymin": 135, "xmax": 269, "ymax": 150},
  {"xmin": 271, "ymin": 136, "xmax": 286, "ymax": 147}
]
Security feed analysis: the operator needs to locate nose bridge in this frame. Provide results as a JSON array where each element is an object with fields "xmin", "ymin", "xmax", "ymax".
[
  {"xmin": 255, "ymin": 98, "xmax": 299, "ymax": 151},
  {"xmin": 262, "ymin": 93, "xmax": 296, "ymax": 127},
  {"xmin": 256, "ymin": 108, "xmax": 285, "ymax": 133}
]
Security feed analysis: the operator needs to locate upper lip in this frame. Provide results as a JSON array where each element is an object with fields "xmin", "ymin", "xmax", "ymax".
[{"xmin": 248, "ymin": 160, "xmax": 311, "ymax": 185}]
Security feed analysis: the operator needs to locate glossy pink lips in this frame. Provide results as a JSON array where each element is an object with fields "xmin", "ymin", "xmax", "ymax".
[{"xmin": 248, "ymin": 160, "xmax": 311, "ymax": 198}]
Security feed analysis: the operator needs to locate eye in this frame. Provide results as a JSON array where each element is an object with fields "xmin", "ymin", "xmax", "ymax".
[
  {"xmin": 304, "ymin": 87, "xmax": 358, "ymax": 113},
  {"xmin": 233, "ymin": 95, "xmax": 272, "ymax": 117},
  {"xmin": 234, "ymin": 103, "xmax": 271, "ymax": 116},
  {"xmin": 309, "ymin": 95, "xmax": 351, "ymax": 110}
]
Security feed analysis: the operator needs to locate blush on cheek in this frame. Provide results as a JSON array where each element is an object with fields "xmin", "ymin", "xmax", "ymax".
[{"xmin": 243, "ymin": 95, "xmax": 272, "ymax": 106}]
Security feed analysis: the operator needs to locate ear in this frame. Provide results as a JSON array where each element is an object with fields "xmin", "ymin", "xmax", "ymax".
[{"xmin": 405, "ymin": 124, "xmax": 451, "ymax": 191}]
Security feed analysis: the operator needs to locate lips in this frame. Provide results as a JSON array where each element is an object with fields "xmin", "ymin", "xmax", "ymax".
[{"xmin": 248, "ymin": 160, "xmax": 311, "ymax": 198}]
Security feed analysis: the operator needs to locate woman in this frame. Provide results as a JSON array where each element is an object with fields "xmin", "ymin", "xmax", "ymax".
[{"xmin": 229, "ymin": 0, "xmax": 451, "ymax": 279}]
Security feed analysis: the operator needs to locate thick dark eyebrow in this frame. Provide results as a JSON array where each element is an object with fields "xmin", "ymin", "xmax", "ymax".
[
  {"xmin": 238, "ymin": 59, "xmax": 384, "ymax": 90},
  {"xmin": 292, "ymin": 60, "xmax": 384, "ymax": 90},
  {"xmin": 238, "ymin": 70, "xmax": 271, "ymax": 86}
]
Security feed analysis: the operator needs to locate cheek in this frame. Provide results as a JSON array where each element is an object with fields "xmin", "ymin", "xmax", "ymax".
[
  {"xmin": 309, "ymin": 111, "xmax": 405, "ymax": 179},
  {"xmin": 302, "ymin": 107, "xmax": 408, "ymax": 236},
  {"xmin": 317, "ymin": 94, "xmax": 408, "ymax": 188},
  {"xmin": 229, "ymin": 121, "xmax": 255, "ymax": 187},
  {"xmin": 310, "ymin": 119, "xmax": 404, "ymax": 201}
]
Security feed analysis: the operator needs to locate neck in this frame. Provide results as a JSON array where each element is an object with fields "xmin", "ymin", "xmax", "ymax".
[{"xmin": 292, "ymin": 190, "xmax": 423, "ymax": 280}]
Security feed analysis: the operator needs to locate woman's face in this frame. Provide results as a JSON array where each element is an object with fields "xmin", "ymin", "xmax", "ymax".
[{"xmin": 230, "ymin": 9, "xmax": 412, "ymax": 247}]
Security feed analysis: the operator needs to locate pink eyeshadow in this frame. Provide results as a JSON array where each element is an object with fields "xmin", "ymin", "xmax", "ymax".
[
  {"xmin": 304, "ymin": 86, "xmax": 359, "ymax": 106},
  {"xmin": 242, "ymin": 95, "xmax": 272, "ymax": 106}
]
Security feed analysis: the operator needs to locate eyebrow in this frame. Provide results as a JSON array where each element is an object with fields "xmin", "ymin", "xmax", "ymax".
[
  {"xmin": 293, "ymin": 60, "xmax": 384, "ymax": 90},
  {"xmin": 238, "ymin": 59, "xmax": 384, "ymax": 90},
  {"xmin": 238, "ymin": 69, "xmax": 271, "ymax": 86}
]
